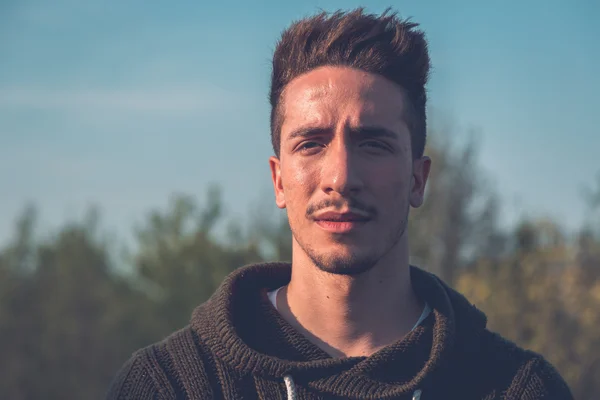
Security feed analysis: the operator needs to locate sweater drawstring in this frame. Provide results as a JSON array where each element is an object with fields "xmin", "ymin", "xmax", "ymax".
[
  {"xmin": 282, "ymin": 374, "xmax": 422, "ymax": 400},
  {"xmin": 283, "ymin": 374, "xmax": 297, "ymax": 400}
]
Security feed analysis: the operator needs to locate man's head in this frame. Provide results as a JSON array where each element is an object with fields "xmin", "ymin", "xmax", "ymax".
[{"xmin": 269, "ymin": 8, "xmax": 431, "ymax": 275}]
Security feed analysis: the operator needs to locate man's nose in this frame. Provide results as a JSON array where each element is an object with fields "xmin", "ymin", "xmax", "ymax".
[{"xmin": 319, "ymin": 141, "xmax": 364, "ymax": 196}]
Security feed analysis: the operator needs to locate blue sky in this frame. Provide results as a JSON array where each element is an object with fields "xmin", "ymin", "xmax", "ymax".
[{"xmin": 1, "ymin": 0, "xmax": 598, "ymax": 246}]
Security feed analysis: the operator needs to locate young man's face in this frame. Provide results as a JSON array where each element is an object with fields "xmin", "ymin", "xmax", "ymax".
[{"xmin": 270, "ymin": 66, "xmax": 430, "ymax": 275}]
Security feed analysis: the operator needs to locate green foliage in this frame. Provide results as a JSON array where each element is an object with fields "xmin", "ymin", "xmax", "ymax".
[
  {"xmin": 0, "ymin": 212, "xmax": 155, "ymax": 399},
  {"xmin": 457, "ymin": 219, "xmax": 600, "ymax": 399},
  {"xmin": 131, "ymin": 189, "xmax": 263, "ymax": 335},
  {"xmin": 0, "ymin": 136, "xmax": 597, "ymax": 398}
]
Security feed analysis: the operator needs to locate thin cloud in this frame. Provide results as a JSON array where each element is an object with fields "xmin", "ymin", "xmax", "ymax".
[{"xmin": 0, "ymin": 87, "xmax": 245, "ymax": 114}]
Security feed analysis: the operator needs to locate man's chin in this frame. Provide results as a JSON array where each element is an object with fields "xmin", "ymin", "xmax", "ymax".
[{"xmin": 309, "ymin": 252, "xmax": 378, "ymax": 276}]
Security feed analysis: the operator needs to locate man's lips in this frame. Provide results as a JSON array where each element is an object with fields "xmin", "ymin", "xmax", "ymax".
[
  {"xmin": 312, "ymin": 210, "xmax": 371, "ymax": 233},
  {"xmin": 312, "ymin": 210, "xmax": 371, "ymax": 222}
]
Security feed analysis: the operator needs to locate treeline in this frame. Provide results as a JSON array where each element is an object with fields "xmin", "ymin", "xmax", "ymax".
[{"xmin": 1, "ymin": 129, "xmax": 599, "ymax": 399}]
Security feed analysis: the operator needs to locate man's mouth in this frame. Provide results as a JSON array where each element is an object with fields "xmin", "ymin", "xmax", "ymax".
[
  {"xmin": 312, "ymin": 209, "xmax": 371, "ymax": 221},
  {"xmin": 312, "ymin": 210, "xmax": 371, "ymax": 233}
]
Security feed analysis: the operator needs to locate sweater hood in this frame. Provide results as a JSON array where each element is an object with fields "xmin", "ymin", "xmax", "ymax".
[{"xmin": 191, "ymin": 262, "xmax": 487, "ymax": 399}]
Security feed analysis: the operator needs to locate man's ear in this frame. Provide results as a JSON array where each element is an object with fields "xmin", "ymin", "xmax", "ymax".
[
  {"xmin": 410, "ymin": 156, "xmax": 431, "ymax": 208},
  {"xmin": 269, "ymin": 156, "xmax": 286, "ymax": 209}
]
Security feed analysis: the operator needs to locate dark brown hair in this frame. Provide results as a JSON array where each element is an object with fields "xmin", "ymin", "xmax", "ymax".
[{"xmin": 269, "ymin": 7, "xmax": 430, "ymax": 158}]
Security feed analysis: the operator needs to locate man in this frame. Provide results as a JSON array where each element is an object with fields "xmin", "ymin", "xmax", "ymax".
[{"xmin": 108, "ymin": 8, "xmax": 572, "ymax": 399}]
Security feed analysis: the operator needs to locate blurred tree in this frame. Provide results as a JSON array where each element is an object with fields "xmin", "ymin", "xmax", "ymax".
[
  {"xmin": 0, "ymin": 138, "xmax": 597, "ymax": 399},
  {"xmin": 130, "ymin": 185, "xmax": 263, "ymax": 336},
  {"xmin": 0, "ymin": 207, "xmax": 155, "ymax": 400},
  {"xmin": 409, "ymin": 117, "xmax": 505, "ymax": 285},
  {"xmin": 456, "ymin": 218, "xmax": 600, "ymax": 399},
  {"xmin": 244, "ymin": 192, "xmax": 293, "ymax": 262}
]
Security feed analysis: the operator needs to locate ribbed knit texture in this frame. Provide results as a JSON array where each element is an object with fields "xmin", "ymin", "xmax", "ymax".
[{"xmin": 107, "ymin": 262, "xmax": 573, "ymax": 399}]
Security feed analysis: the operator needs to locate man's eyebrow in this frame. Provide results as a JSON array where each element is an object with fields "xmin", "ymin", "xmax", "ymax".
[
  {"xmin": 287, "ymin": 126, "xmax": 398, "ymax": 141},
  {"xmin": 287, "ymin": 127, "xmax": 330, "ymax": 141},
  {"xmin": 348, "ymin": 126, "xmax": 398, "ymax": 140}
]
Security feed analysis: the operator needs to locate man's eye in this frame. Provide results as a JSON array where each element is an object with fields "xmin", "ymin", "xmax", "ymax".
[{"xmin": 298, "ymin": 142, "xmax": 321, "ymax": 151}]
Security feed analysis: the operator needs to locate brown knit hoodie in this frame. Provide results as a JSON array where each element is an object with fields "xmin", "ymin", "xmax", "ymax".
[{"xmin": 107, "ymin": 263, "xmax": 573, "ymax": 399}]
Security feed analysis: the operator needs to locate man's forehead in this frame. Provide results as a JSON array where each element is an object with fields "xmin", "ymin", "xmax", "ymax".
[
  {"xmin": 284, "ymin": 68, "xmax": 379, "ymax": 100},
  {"xmin": 283, "ymin": 67, "xmax": 405, "ymax": 111},
  {"xmin": 285, "ymin": 83, "xmax": 333, "ymax": 107},
  {"xmin": 282, "ymin": 86, "xmax": 405, "ymax": 128},
  {"xmin": 282, "ymin": 102, "xmax": 394, "ymax": 128}
]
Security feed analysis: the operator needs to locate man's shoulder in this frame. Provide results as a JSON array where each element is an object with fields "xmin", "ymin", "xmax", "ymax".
[
  {"xmin": 478, "ymin": 329, "xmax": 536, "ymax": 362},
  {"xmin": 472, "ymin": 329, "xmax": 573, "ymax": 399},
  {"xmin": 106, "ymin": 326, "xmax": 215, "ymax": 399},
  {"xmin": 144, "ymin": 324, "xmax": 203, "ymax": 360},
  {"xmin": 127, "ymin": 325, "xmax": 200, "ymax": 366}
]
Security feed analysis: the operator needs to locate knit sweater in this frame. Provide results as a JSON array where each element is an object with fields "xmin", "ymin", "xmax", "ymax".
[{"xmin": 107, "ymin": 263, "xmax": 573, "ymax": 399}]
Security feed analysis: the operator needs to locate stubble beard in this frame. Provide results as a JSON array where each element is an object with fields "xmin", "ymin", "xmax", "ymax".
[{"xmin": 293, "ymin": 203, "xmax": 411, "ymax": 276}]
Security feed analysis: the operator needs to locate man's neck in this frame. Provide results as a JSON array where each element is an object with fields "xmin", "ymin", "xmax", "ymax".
[{"xmin": 277, "ymin": 241, "xmax": 423, "ymax": 358}]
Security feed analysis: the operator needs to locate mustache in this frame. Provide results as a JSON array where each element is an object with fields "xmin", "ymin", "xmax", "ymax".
[{"xmin": 306, "ymin": 198, "xmax": 377, "ymax": 218}]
